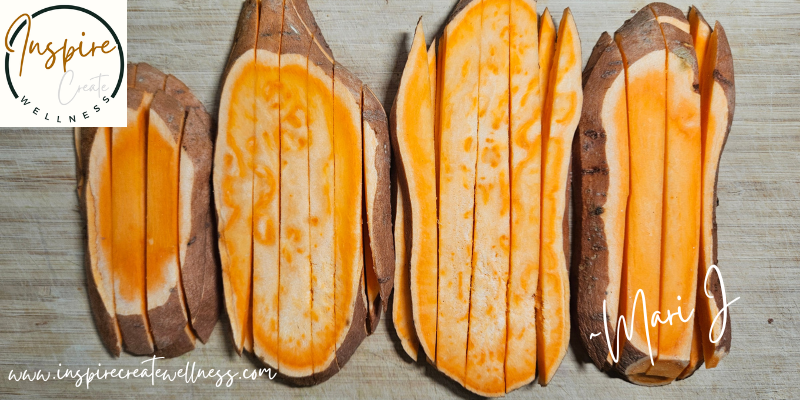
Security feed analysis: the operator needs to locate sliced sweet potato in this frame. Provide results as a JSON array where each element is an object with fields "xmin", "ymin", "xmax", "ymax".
[
  {"xmin": 537, "ymin": 8, "xmax": 581, "ymax": 386},
  {"xmin": 436, "ymin": 0, "xmax": 482, "ymax": 382},
  {"xmin": 112, "ymin": 86, "xmax": 155, "ymax": 356},
  {"xmin": 76, "ymin": 126, "xmax": 121, "ymax": 357},
  {"xmin": 332, "ymin": 62, "xmax": 367, "ymax": 370},
  {"xmin": 676, "ymin": 319, "xmax": 704, "ymax": 380},
  {"xmin": 688, "ymin": 6, "xmax": 711, "ymax": 82},
  {"xmin": 146, "ymin": 90, "xmax": 196, "ymax": 357},
  {"xmin": 647, "ymin": 3, "xmax": 702, "ymax": 382},
  {"xmin": 251, "ymin": 0, "xmax": 283, "ymax": 371},
  {"xmin": 575, "ymin": 32, "xmax": 628, "ymax": 373},
  {"xmin": 392, "ymin": 164, "xmax": 419, "ymax": 361},
  {"xmin": 697, "ymin": 22, "xmax": 734, "ymax": 369},
  {"xmin": 428, "ymin": 39, "xmax": 437, "ymax": 113},
  {"xmin": 306, "ymin": 28, "xmax": 338, "ymax": 377},
  {"xmin": 506, "ymin": 0, "xmax": 542, "ymax": 391},
  {"xmin": 363, "ymin": 85, "xmax": 394, "ymax": 334},
  {"xmin": 277, "ymin": 0, "xmax": 314, "ymax": 379},
  {"xmin": 214, "ymin": 0, "xmax": 258, "ymax": 355},
  {"xmin": 538, "ymin": 8, "xmax": 556, "ymax": 109},
  {"xmin": 393, "ymin": 18, "xmax": 438, "ymax": 368},
  {"xmin": 613, "ymin": 5, "xmax": 667, "ymax": 382},
  {"xmin": 464, "ymin": 0, "xmax": 511, "ymax": 396}
]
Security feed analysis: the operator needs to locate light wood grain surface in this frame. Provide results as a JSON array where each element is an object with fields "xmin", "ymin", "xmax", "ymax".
[{"xmin": 1, "ymin": 0, "xmax": 798, "ymax": 398}]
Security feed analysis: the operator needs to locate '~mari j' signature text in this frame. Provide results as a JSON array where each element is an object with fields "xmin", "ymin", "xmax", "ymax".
[{"xmin": 589, "ymin": 265, "xmax": 739, "ymax": 366}]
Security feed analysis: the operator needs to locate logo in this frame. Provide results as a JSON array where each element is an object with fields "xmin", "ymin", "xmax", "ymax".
[{"xmin": 1, "ymin": 1, "xmax": 126, "ymax": 127}]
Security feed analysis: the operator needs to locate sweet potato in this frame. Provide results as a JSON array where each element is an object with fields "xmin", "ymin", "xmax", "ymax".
[
  {"xmin": 392, "ymin": 19, "xmax": 438, "ymax": 370},
  {"xmin": 164, "ymin": 76, "xmax": 219, "ymax": 345},
  {"xmin": 647, "ymin": 3, "xmax": 702, "ymax": 382},
  {"xmin": 306, "ymin": 24, "xmax": 338, "ymax": 379},
  {"xmin": 436, "ymin": 0, "xmax": 482, "ymax": 383},
  {"xmin": 697, "ymin": 22, "xmax": 734, "ymax": 370},
  {"xmin": 276, "ymin": 0, "xmax": 314, "ymax": 379},
  {"xmin": 332, "ymin": 62, "xmax": 368, "ymax": 372},
  {"xmin": 146, "ymin": 91, "xmax": 196, "ymax": 357},
  {"xmin": 363, "ymin": 85, "xmax": 394, "ymax": 334},
  {"xmin": 214, "ymin": 0, "xmax": 258, "ymax": 355},
  {"xmin": 392, "ymin": 164, "xmax": 419, "ymax": 361},
  {"xmin": 538, "ymin": 8, "xmax": 556, "ymax": 110},
  {"xmin": 463, "ymin": 0, "xmax": 511, "ymax": 396},
  {"xmin": 76, "ymin": 126, "xmax": 120, "ymax": 357},
  {"xmin": 613, "ymin": 5, "xmax": 667, "ymax": 382},
  {"xmin": 112, "ymin": 67, "xmax": 161, "ymax": 355},
  {"xmin": 689, "ymin": 6, "xmax": 712, "ymax": 82},
  {"xmin": 537, "ymin": 8, "xmax": 581, "ymax": 386},
  {"xmin": 506, "ymin": 0, "xmax": 542, "ymax": 391},
  {"xmin": 575, "ymin": 32, "xmax": 628, "ymax": 373},
  {"xmin": 251, "ymin": 0, "xmax": 283, "ymax": 371}
]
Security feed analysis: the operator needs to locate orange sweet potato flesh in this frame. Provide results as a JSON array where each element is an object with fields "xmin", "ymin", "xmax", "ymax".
[
  {"xmin": 506, "ymin": 0, "xmax": 542, "ymax": 391},
  {"xmin": 392, "ymin": 19, "xmax": 438, "ymax": 368},
  {"xmin": 392, "ymin": 165, "xmax": 419, "ymax": 361},
  {"xmin": 464, "ymin": 0, "xmax": 511, "ymax": 396},
  {"xmin": 76, "ymin": 126, "xmax": 121, "ymax": 357},
  {"xmin": 697, "ymin": 22, "xmax": 734, "ymax": 370},
  {"xmin": 307, "ymin": 29, "xmax": 338, "ymax": 377},
  {"xmin": 214, "ymin": 0, "xmax": 258, "ymax": 355},
  {"xmin": 436, "ymin": 0, "xmax": 482, "ymax": 383},
  {"xmin": 277, "ymin": 0, "xmax": 314, "ymax": 378},
  {"xmin": 332, "ymin": 62, "xmax": 367, "ymax": 370},
  {"xmin": 689, "ymin": 7, "xmax": 711, "ymax": 82},
  {"xmin": 391, "ymin": 38, "xmax": 435, "ymax": 362},
  {"xmin": 613, "ymin": 5, "xmax": 667, "ymax": 381},
  {"xmin": 538, "ymin": 9, "xmax": 556, "ymax": 110},
  {"xmin": 147, "ymin": 91, "xmax": 196, "ymax": 357},
  {"xmin": 575, "ymin": 32, "xmax": 629, "ymax": 373},
  {"xmin": 112, "ymin": 86, "xmax": 155, "ymax": 356},
  {"xmin": 647, "ymin": 3, "xmax": 702, "ymax": 382},
  {"xmin": 252, "ymin": 0, "xmax": 283, "ymax": 370},
  {"xmin": 677, "ymin": 319, "xmax": 704, "ymax": 380},
  {"xmin": 537, "ymin": 8, "xmax": 581, "ymax": 386}
]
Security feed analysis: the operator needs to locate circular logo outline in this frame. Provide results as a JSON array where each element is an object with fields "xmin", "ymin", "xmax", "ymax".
[{"xmin": 4, "ymin": 5, "xmax": 125, "ymax": 99}]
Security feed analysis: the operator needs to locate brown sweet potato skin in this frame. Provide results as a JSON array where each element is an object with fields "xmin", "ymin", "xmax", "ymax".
[
  {"xmin": 164, "ymin": 76, "xmax": 220, "ymax": 344},
  {"xmin": 575, "ymin": 32, "xmax": 624, "ymax": 373},
  {"xmin": 702, "ymin": 21, "xmax": 735, "ymax": 364},
  {"xmin": 76, "ymin": 127, "xmax": 121, "ymax": 357},
  {"xmin": 362, "ymin": 85, "xmax": 395, "ymax": 329}
]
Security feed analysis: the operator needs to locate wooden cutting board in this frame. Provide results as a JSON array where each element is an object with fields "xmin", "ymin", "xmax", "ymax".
[{"xmin": 1, "ymin": 0, "xmax": 798, "ymax": 398}]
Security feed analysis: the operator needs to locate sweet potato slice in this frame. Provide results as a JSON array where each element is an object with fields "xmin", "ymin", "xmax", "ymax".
[
  {"xmin": 277, "ymin": 0, "xmax": 314, "ymax": 379},
  {"xmin": 306, "ymin": 29, "xmax": 338, "ymax": 378},
  {"xmin": 392, "ymin": 18, "xmax": 438, "ymax": 367},
  {"xmin": 112, "ymin": 86, "xmax": 155, "ymax": 356},
  {"xmin": 332, "ymin": 63, "xmax": 367, "ymax": 370},
  {"xmin": 251, "ymin": 0, "xmax": 283, "ymax": 371},
  {"xmin": 214, "ymin": 0, "xmax": 258, "ymax": 355},
  {"xmin": 76, "ymin": 126, "xmax": 121, "ymax": 357},
  {"xmin": 538, "ymin": 8, "xmax": 556, "ymax": 109},
  {"xmin": 463, "ymin": 0, "xmax": 511, "ymax": 396},
  {"xmin": 146, "ymin": 91, "xmax": 196, "ymax": 357},
  {"xmin": 436, "ymin": 0, "xmax": 482, "ymax": 382},
  {"xmin": 392, "ymin": 164, "xmax": 419, "ymax": 361},
  {"xmin": 162, "ymin": 75, "xmax": 220, "ymax": 344},
  {"xmin": 537, "ymin": 9, "xmax": 581, "ymax": 386},
  {"xmin": 613, "ymin": 5, "xmax": 667, "ymax": 382},
  {"xmin": 363, "ymin": 85, "xmax": 394, "ymax": 334},
  {"xmin": 647, "ymin": 3, "xmax": 702, "ymax": 382},
  {"xmin": 688, "ymin": 7, "xmax": 711, "ymax": 82},
  {"xmin": 575, "ymin": 32, "xmax": 628, "ymax": 373},
  {"xmin": 676, "ymin": 319, "xmax": 704, "ymax": 380},
  {"xmin": 697, "ymin": 22, "xmax": 734, "ymax": 369},
  {"xmin": 506, "ymin": 0, "xmax": 542, "ymax": 391}
]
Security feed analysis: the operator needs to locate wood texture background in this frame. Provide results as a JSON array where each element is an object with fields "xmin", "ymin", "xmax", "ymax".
[{"xmin": 1, "ymin": 0, "xmax": 798, "ymax": 398}]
